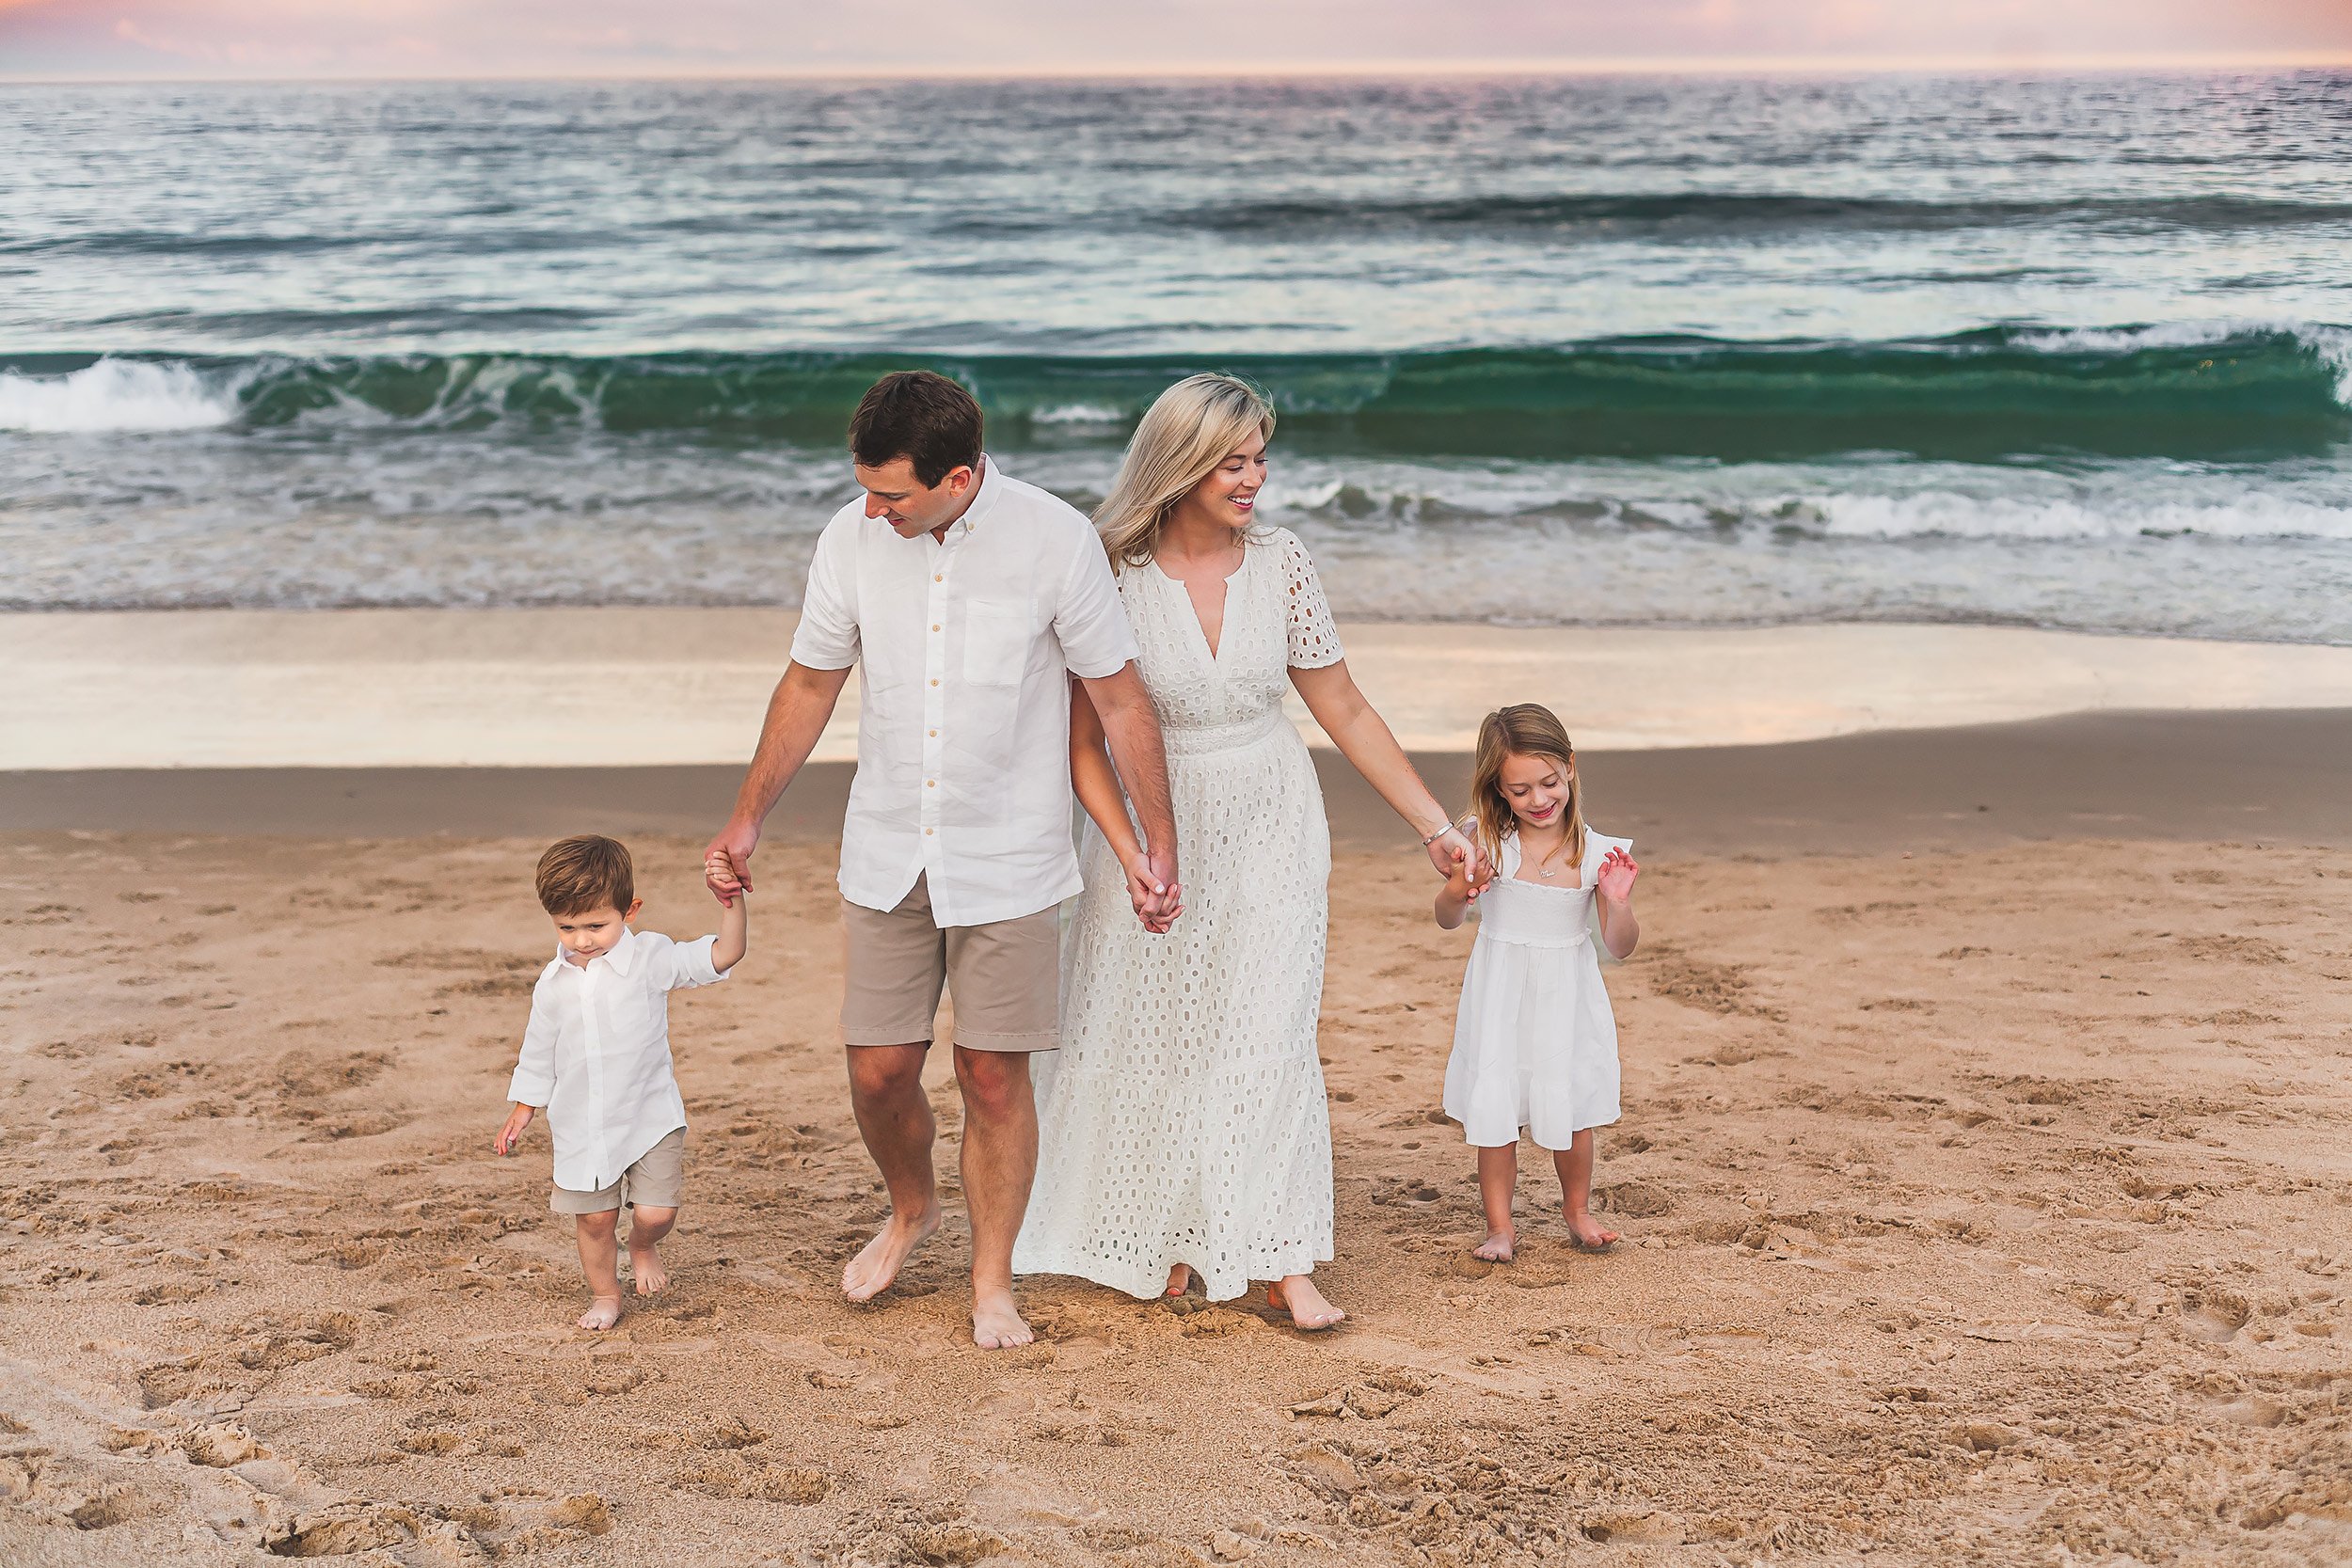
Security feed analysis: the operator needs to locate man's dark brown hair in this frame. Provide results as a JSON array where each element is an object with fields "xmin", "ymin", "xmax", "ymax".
[
  {"xmin": 849, "ymin": 371, "xmax": 983, "ymax": 487},
  {"xmin": 535, "ymin": 834, "xmax": 634, "ymax": 916}
]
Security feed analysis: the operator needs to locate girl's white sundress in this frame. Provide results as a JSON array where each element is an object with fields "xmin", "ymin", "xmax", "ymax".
[
  {"xmin": 1443, "ymin": 829, "xmax": 1630, "ymax": 1150},
  {"xmin": 1015, "ymin": 527, "xmax": 1343, "ymax": 1302}
]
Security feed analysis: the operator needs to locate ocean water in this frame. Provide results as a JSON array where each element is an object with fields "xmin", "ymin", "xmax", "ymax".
[{"xmin": 3, "ymin": 73, "xmax": 2350, "ymax": 641}]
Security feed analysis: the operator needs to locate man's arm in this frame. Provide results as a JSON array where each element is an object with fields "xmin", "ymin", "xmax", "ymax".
[
  {"xmin": 1075, "ymin": 662, "xmax": 1178, "ymax": 917},
  {"xmin": 703, "ymin": 661, "xmax": 852, "ymax": 902}
]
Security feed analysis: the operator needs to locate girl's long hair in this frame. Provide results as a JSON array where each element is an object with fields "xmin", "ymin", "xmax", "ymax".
[
  {"xmin": 1469, "ymin": 704, "xmax": 1585, "ymax": 876},
  {"xmin": 1094, "ymin": 373, "xmax": 1276, "ymax": 571}
]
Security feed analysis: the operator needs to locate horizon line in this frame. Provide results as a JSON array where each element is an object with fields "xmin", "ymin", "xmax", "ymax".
[{"xmin": 5, "ymin": 49, "xmax": 2352, "ymax": 87}]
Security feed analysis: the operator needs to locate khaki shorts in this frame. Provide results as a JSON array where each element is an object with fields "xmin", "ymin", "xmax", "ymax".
[
  {"xmin": 550, "ymin": 1127, "xmax": 685, "ymax": 1214},
  {"xmin": 841, "ymin": 874, "xmax": 1059, "ymax": 1052}
]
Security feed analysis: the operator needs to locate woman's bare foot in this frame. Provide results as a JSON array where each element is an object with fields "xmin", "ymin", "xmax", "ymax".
[
  {"xmin": 630, "ymin": 1243, "xmax": 667, "ymax": 1296},
  {"xmin": 1164, "ymin": 1263, "xmax": 1193, "ymax": 1298},
  {"xmin": 576, "ymin": 1296, "xmax": 623, "ymax": 1331},
  {"xmin": 971, "ymin": 1288, "xmax": 1034, "ymax": 1350},
  {"xmin": 842, "ymin": 1204, "xmax": 941, "ymax": 1303},
  {"xmin": 1266, "ymin": 1275, "xmax": 1345, "ymax": 1331},
  {"xmin": 1565, "ymin": 1212, "xmax": 1621, "ymax": 1252},
  {"xmin": 1472, "ymin": 1228, "xmax": 1516, "ymax": 1263}
]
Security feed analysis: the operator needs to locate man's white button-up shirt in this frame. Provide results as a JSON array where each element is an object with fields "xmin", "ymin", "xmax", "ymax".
[
  {"xmin": 790, "ymin": 455, "xmax": 1140, "ymax": 928},
  {"xmin": 506, "ymin": 927, "xmax": 727, "ymax": 1193}
]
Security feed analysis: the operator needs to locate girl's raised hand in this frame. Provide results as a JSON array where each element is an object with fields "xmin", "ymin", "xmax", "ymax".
[{"xmin": 1597, "ymin": 847, "xmax": 1640, "ymax": 903}]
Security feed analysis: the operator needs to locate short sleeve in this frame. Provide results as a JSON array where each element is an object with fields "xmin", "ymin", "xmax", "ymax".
[
  {"xmin": 1054, "ymin": 524, "xmax": 1142, "ymax": 679},
  {"xmin": 788, "ymin": 517, "xmax": 860, "ymax": 671},
  {"xmin": 1277, "ymin": 531, "xmax": 1343, "ymax": 670}
]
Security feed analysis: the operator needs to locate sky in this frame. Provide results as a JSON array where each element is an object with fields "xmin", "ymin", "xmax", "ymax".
[{"xmin": 2, "ymin": 0, "xmax": 2349, "ymax": 81}]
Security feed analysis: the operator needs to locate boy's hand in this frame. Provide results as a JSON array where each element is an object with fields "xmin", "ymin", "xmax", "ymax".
[
  {"xmin": 494, "ymin": 1103, "xmax": 535, "ymax": 1156},
  {"xmin": 1597, "ymin": 847, "xmax": 1640, "ymax": 903},
  {"xmin": 704, "ymin": 821, "xmax": 757, "ymax": 906}
]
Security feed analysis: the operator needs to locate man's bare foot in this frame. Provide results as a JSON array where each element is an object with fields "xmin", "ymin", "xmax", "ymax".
[
  {"xmin": 1266, "ymin": 1275, "xmax": 1345, "ymax": 1331},
  {"xmin": 1473, "ymin": 1229, "xmax": 1516, "ymax": 1262},
  {"xmin": 1565, "ymin": 1212, "xmax": 1621, "ymax": 1252},
  {"xmin": 1164, "ymin": 1262, "xmax": 1193, "ymax": 1298},
  {"xmin": 971, "ymin": 1289, "xmax": 1034, "ymax": 1350},
  {"xmin": 630, "ymin": 1243, "xmax": 667, "ymax": 1296},
  {"xmin": 576, "ymin": 1296, "xmax": 623, "ymax": 1331},
  {"xmin": 842, "ymin": 1205, "xmax": 940, "ymax": 1303}
]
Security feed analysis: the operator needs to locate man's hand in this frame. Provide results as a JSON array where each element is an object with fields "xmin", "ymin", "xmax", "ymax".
[
  {"xmin": 493, "ymin": 1103, "xmax": 535, "ymax": 1157},
  {"xmin": 1123, "ymin": 844, "xmax": 1183, "ymax": 933},
  {"xmin": 704, "ymin": 818, "xmax": 759, "ymax": 906}
]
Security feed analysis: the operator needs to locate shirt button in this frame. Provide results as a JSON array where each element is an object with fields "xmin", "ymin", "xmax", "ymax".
[
  {"xmin": 925, "ymin": 827, "xmax": 934, "ymax": 835},
  {"xmin": 930, "ymin": 624, "xmax": 940, "ymax": 632},
  {"xmin": 930, "ymin": 678, "xmax": 939, "ymax": 687},
  {"xmin": 928, "ymin": 728, "xmax": 937, "ymax": 736},
  {"xmin": 926, "ymin": 779, "xmax": 935, "ymax": 787},
  {"xmin": 934, "ymin": 574, "xmax": 944, "ymax": 582}
]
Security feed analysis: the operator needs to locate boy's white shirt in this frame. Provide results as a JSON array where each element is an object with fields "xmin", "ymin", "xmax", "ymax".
[{"xmin": 507, "ymin": 926, "xmax": 727, "ymax": 1193}]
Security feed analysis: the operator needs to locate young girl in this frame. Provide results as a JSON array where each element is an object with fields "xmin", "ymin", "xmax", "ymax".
[{"xmin": 1435, "ymin": 704, "xmax": 1640, "ymax": 1260}]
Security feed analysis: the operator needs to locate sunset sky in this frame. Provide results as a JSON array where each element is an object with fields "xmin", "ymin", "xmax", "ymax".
[{"xmin": 1, "ymin": 0, "xmax": 2348, "ymax": 80}]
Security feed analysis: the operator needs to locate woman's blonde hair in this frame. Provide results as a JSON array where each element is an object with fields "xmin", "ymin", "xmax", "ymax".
[
  {"xmin": 1094, "ymin": 373, "xmax": 1276, "ymax": 570},
  {"xmin": 1469, "ymin": 704, "xmax": 1584, "ymax": 874}
]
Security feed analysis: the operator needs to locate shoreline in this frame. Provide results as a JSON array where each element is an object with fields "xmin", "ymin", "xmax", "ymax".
[
  {"xmin": 8, "ymin": 708, "xmax": 2350, "ymax": 851},
  {"xmin": 9, "ymin": 609, "xmax": 2352, "ymax": 770}
]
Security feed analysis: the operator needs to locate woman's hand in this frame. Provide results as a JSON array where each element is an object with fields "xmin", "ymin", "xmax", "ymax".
[
  {"xmin": 1426, "ymin": 823, "xmax": 1489, "ymax": 887},
  {"xmin": 1123, "ymin": 850, "xmax": 1184, "ymax": 934},
  {"xmin": 1441, "ymin": 841, "xmax": 1483, "ymax": 904},
  {"xmin": 1597, "ymin": 847, "xmax": 1640, "ymax": 904}
]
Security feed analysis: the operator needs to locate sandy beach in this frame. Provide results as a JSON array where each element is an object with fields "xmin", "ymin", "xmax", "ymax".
[{"xmin": 3, "ymin": 615, "xmax": 2349, "ymax": 1563}]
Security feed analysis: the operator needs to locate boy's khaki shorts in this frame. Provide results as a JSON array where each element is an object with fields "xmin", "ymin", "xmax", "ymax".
[
  {"xmin": 840, "ymin": 874, "xmax": 1058, "ymax": 1052},
  {"xmin": 550, "ymin": 1127, "xmax": 685, "ymax": 1214}
]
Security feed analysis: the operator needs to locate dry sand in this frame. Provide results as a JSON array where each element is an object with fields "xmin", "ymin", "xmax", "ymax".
[{"xmin": 3, "ymin": 732, "xmax": 2350, "ymax": 1564}]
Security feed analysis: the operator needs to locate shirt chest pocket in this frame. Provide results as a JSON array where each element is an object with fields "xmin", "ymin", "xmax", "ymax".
[{"xmin": 962, "ymin": 597, "xmax": 1036, "ymax": 688}]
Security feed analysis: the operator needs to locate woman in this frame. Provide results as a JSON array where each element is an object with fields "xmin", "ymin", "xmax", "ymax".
[{"xmin": 1014, "ymin": 374, "xmax": 1482, "ymax": 1328}]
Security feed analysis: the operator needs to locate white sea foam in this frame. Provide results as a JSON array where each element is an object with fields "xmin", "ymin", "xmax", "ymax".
[
  {"xmin": 2010, "ymin": 319, "xmax": 2352, "ymax": 404},
  {"xmin": 1027, "ymin": 403, "xmax": 1130, "ymax": 426},
  {"xmin": 0, "ymin": 358, "xmax": 237, "ymax": 434}
]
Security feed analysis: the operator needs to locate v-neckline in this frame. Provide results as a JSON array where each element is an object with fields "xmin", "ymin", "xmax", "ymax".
[{"xmin": 1152, "ymin": 546, "xmax": 1248, "ymax": 663}]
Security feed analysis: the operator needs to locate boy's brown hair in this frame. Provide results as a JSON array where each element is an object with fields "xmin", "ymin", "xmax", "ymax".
[{"xmin": 535, "ymin": 835, "xmax": 634, "ymax": 916}]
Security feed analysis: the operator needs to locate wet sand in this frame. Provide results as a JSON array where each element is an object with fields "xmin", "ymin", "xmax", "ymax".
[{"xmin": 2, "ymin": 715, "xmax": 2349, "ymax": 1563}]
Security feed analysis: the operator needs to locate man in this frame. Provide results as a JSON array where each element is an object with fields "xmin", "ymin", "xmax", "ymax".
[{"xmin": 704, "ymin": 371, "xmax": 1177, "ymax": 1350}]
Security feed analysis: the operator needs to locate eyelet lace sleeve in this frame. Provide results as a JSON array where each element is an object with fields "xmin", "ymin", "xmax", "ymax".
[{"xmin": 1276, "ymin": 529, "xmax": 1344, "ymax": 669}]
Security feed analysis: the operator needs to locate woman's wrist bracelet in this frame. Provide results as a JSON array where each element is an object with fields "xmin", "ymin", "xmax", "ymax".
[{"xmin": 1420, "ymin": 819, "xmax": 1460, "ymax": 847}]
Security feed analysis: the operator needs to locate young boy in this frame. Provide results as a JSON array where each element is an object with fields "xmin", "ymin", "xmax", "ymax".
[{"xmin": 494, "ymin": 835, "xmax": 747, "ymax": 1330}]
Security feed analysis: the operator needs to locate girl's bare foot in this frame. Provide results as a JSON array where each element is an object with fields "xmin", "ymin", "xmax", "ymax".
[
  {"xmin": 1473, "ymin": 1229, "xmax": 1516, "ymax": 1262},
  {"xmin": 576, "ymin": 1296, "xmax": 623, "ymax": 1331},
  {"xmin": 1266, "ymin": 1275, "xmax": 1345, "ymax": 1331},
  {"xmin": 630, "ymin": 1243, "xmax": 667, "ymax": 1295},
  {"xmin": 1164, "ymin": 1263, "xmax": 1193, "ymax": 1297},
  {"xmin": 1565, "ymin": 1213, "xmax": 1620, "ymax": 1252}
]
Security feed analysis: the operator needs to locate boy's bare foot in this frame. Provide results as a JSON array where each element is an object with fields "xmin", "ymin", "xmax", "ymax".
[
  {"xmin": 1565, "ymin": 1213, "xmax": 1621, "ymax": 1252},
  {"xmin": 842, "ymin": 1204, "xmax": 940, "ymax": 1303},
  {"xmin": 1473, "ymin": 1229, "xmax": 1516, "ymax": 1262},
  {"xmin": 1266, "ymin": 1275, "xmax": 1346, "ymax": 1331},
  {"xmin": 630, "ymin": 1243, "xmax": 667, "ymax": 1296},
  {"xmin": 1164, "ymin": 1262, "xmax": 1193, "ymax": 1297},
  {"xmin": 577, "ymin": 1296, "xmax": 623, "ymax": 1331},
  {"xmin": 971, "ymin": 1289, "xmax": 1034, "ymax": 1350}
]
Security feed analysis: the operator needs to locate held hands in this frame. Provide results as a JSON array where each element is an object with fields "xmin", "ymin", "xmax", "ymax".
[
  {"xmin": 1597, "ymin": 847, "xmax": 1640, "ymax": 904},
  {"xmin": 1123, "ymin": 844, "xmax": 1184, "ymax": 934},
  {"xmin": 1426, "ymin": 823, "xmax": 1492, "ymax": 891},
  {"xmin": 703, "ymin": 820, "xmax": 758, "ymax": 906},
  {"xmin": 493, "ymin": 1102, "xmax": 534, "ymax": 1157},
  {"xmin": 1441, "ymin": 841, "xmax": 1485, "ymax": 906}
]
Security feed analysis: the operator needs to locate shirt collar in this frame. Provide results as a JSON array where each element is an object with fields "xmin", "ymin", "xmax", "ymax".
[
  {"xmin": 898, "ymin": 452, "xmax": 1000, "ymax": 544},
  {"xmin": 555, "ymin": 925, "xmax": 639, "ymax": 974}
]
